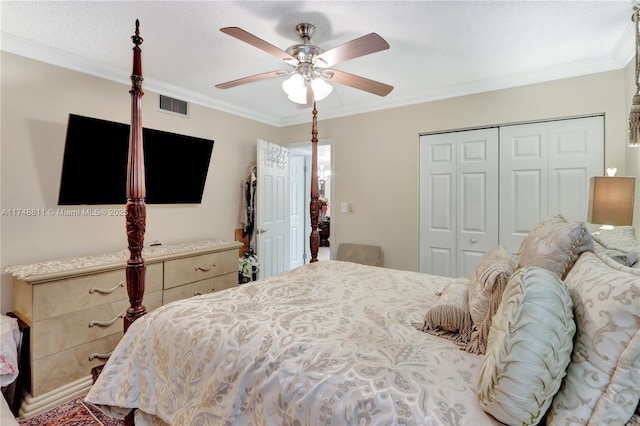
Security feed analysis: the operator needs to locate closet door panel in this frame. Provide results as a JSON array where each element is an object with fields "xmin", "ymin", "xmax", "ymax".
[
  {"xmin": 499, "ymin": 116, "xmax": 604, "ymax": 254},
  {"xmin": 500, "ymin": 124, "xmax": 548, "ymax": 254},
  {"xmin": 547, "ymin": 117, "xmax": 604, "ymax": 221},
  {"xmin": 553, "ymin": 168, "xmax": 589, "ymax": 221},
  {"xmin": 457, "ymin": 129, "xmax": 499, "ymax": 277},
  {"xmin": 419, "ymin": 134, "xmax": 456, "ymax": 276}
]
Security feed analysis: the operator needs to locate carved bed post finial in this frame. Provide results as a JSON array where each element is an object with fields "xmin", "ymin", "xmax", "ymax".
[
  {"xmin": 310, "ymin": 102, "xmax": 320, "ymax": 262},
  {"xmin": 124, "ymin": 19, "xmax": 147, "ymax": 331}
]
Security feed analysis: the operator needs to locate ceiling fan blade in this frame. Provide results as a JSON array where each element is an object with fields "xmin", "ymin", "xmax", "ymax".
[
  {"xmin": 327, "ymin": 69, "xmax": 393, "ymax": 97},
  {"xmin": 215, "ymin": 70, "xmax": 285, "ymax": 89},
  {"xmin": 220, "ymin": 27, "xmax": 296, "ymax": 63},
  {"xmin": 315, "ymin": 33, "xmax": 390, "ymax": 68}
]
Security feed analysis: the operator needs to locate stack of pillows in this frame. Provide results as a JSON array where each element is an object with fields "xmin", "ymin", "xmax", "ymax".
[{"xmin": 416, "ymin": 215, "xmax": 640, "ymax": 425}]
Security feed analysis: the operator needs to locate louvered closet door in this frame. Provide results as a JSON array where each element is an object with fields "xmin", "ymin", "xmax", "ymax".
[
  {"xmin": 499, "ymin": 116, "xmax": 604, "ymax": 254},
  {"xmin": 419, "ymin": 128, "xmax": 499, "ymax": 277}
]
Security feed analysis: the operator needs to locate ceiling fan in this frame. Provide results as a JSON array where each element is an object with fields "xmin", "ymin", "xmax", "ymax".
[{"xmin": 215, "ymin": 23, "xmax": 393, "ymax": 105}]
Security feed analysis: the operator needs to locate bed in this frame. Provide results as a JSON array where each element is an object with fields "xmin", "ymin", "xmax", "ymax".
[{"xmin": 85, "ymin": 21, "xmax": 640, "ymax": 425}]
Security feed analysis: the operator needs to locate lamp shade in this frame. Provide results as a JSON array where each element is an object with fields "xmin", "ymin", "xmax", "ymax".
[{"xmin": 587, "ymin": 176, "xmax": 636, "ymax": 226}]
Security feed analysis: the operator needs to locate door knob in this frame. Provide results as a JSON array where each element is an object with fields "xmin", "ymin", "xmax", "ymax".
[
  {"xmin": 257, "ymin": 228, "xmax": 268, "ymax": 234},
  {"xmin": 470, "ymin": 238, "xmax": 478, "ymax": 243}
]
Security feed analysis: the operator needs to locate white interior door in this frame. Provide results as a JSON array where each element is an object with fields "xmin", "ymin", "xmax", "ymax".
[
  {"xmin": 419, "ymin": 128, "xmax": 498, "ymax": 277},
  {"xmin": 289, "ymin": 155, "xmax": 306, "ymax": 269},
  {"xmin": 546, "ymin": 117, "xmax": 604, "ymax": 221},
  {"xmin": 456, "ymin": 128, "xmax": 499, "ymax": 278},
  {"xmin": 500, "ymin": 116, "xmax": 604, "ymax": 254},
  {"xmin": 419, "ymin": 132, "xmax": 457, "ymax": 277},
  {"xmin": 499, "ymin": 123, "xmax": 549, "ymax": 254},
  {"xmin": 256, "ymin": 139, "xmax": 290, "ymax": 279}
]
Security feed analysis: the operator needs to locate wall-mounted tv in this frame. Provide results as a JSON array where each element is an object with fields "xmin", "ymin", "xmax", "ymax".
[{"xmin": 58, "ymin": 114, "xmax": 214, "ymax": 205}]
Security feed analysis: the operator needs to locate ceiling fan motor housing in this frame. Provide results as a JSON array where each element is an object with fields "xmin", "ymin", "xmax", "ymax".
[{"xmin": 286, "ymin": 23, "xmax": 325, "ymax": 66}]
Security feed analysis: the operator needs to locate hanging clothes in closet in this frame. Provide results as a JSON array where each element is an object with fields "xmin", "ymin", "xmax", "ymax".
[{"xmin": 239, "ymin": 165, "xmax": 257, "ymax": 253}]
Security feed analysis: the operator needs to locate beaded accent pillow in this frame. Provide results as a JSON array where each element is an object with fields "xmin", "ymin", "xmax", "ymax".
[{"xmin": 516, "ymin": 215, "xmax": 593, "ymax": 279}]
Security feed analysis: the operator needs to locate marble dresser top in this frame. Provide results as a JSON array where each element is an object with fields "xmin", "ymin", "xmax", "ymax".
[{"xmin": 5, "ymin": 239, "xmax": 240, "ymax": 281}]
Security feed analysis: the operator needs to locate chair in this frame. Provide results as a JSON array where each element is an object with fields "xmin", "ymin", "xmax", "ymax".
[{"xmin": 335, "ymin": 243, "xmax": 383, "ymax": 267}]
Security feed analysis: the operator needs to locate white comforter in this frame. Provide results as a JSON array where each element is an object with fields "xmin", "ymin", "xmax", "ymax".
[{"xmin": 86, "ymin": 260, "xmax": 501, "ymax": 425}]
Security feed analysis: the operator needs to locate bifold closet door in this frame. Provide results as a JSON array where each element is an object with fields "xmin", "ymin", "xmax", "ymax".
[
  {"xmin": 499, "ymin": 116, "xmax": 604, "ymax": 254},
  {"xmin": 419, "ymin": 128, "xmax": 499, "ymax": 278}
]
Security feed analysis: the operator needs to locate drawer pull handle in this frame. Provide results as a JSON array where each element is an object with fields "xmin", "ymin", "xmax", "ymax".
[
  {"xmin": 194, "ymin": 288, "xmax": 216, "ymax": 296},
  {"xmin": 88, "ymin": 351, "xmax": 113, "ymax": 361},
  {"xmin": 89, "ymin": 281, "xmax": 124, "ymax": 294},
  {"xmin": 89, "ymin": 313, "xmax": 124, "ymax": 328},
  {"xmin": 195, "ymin": 263, "xmax": 216, "ymax": 272}
]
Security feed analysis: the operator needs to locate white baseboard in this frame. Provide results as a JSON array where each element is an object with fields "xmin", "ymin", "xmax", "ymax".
[{"xmin": 18, "ymin": 375, "xmax": 93, "ymax": 419}]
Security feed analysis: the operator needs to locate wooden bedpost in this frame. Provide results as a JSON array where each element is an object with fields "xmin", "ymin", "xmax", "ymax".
[
  {"xmin": 124, "ymin": 19, "xmax": 147, "ymax": 331},
  {"xmin": 309, "ymin": 103, "xmax": 320, "ymax": 262}
]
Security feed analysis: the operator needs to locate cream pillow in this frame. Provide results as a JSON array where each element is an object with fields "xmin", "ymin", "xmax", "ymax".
[
  {"xmin": 592, "ymin": 226, "xmax": 640, "ymax": 267},
  {"xmin": 415, "ymin": 278, "xmax": 472, "ymax": 344},
  {"xmin": 466, "ymin": 245, "xmax": 515, "ymax": 355},
  {"xmin": 477, "ymin": 267, "xmax": 575, "ymax": 425},
  {"xmin": 517, "ymin": 215, "xmax": 593, "ymax": 279},
  {"xmin": 547, "ymin": 251, "xmax": 640, "ymax": 425}
]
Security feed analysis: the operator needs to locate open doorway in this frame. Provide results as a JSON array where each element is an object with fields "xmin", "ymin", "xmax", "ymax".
[{"xmin": 288, "ymin": 138, "xmax": 334, "ymax": 267}]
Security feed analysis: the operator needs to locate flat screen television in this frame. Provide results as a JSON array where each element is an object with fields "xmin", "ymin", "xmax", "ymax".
[{"xmin": 58, "ymin": 114, "xmax": 214, "ymax": 205}]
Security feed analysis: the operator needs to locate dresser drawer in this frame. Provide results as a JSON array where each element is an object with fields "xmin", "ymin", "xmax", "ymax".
[
  {"xmin": 164, "ymin": 250, "xmax": 237, "ymax": 289},
  {"xmin": 31, "ymin": 332, "xmax": 123, "ymax": 397},
  {"xmin": 163, "ymin": 273, "xmax": 237, "ymax": 305},
  {"xmin": 32, "ymin": 290, "xmax": 162, "ymax": 359},
  {"xmin": 30, "ymin": 262, "xmax": 163, "ymax": 322}
]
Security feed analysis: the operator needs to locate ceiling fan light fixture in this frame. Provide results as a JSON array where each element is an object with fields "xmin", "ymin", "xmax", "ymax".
[
  {"xmin": 311, "ymin": 77, "xmax": 332, "ymax": 101},
  {"xmin": 282, "ymin": 73, "xmax": 333, "ymax": 104},
  {"xmin": 282, "ymin": 73, "xmax": 307, "ymax": 104}
]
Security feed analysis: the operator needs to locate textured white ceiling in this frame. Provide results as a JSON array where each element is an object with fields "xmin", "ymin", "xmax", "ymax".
[{"xmin": 1, "ymin": 1, "xmax": 635, "ymax": 127}]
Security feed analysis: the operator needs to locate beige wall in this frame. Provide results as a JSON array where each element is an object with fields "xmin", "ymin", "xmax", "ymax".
[
  {"xmin": 281, "ymin": 70, "xmax": 630, "ymax": 272},
  {"xmin": 0, "ymin": 52, "xmax": 279, "ymax": 314},
  {"xmin": 2, "ymin": 51, "xmax": 635, "ymax": 314}
]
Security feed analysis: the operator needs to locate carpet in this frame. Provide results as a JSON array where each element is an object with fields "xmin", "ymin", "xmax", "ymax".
[{"xmin": 17, "ymin": 396, "xmax": 123, "ymax": 426}]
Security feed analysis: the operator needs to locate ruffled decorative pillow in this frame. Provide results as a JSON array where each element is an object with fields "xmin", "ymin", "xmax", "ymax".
[
  {"xmin": 465, "ymin": 245, "xmax": 515, "ymax": 354},
  {"xmin": 547, "ymin": 251, "xmax": 640, "ymax": 424},
  {"xmin": 477, "ymin": 267, "xmax": 575, "ymax": 425},
  {"xmin": 415, "ymin": 278, "xmax": 472, "ymax": 345},
  {"xmin": 517, "ymin": 215, "xmax": 593, "ymax": 279}
]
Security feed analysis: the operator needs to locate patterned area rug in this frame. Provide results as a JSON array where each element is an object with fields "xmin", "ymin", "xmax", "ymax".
[{"xmin": 18, "ymin": 396, "xmax": 123, "ymax": 426}]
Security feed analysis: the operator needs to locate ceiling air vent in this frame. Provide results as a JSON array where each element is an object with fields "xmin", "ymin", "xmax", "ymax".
[{"xmin": 159, "ymin": 95, "xmax": 188, "ymax": 117}]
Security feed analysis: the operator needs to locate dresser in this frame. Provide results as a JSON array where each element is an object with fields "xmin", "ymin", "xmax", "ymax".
[{"xmin": 6, "ymin": 239, "xmax": 242, "ymax": 418}]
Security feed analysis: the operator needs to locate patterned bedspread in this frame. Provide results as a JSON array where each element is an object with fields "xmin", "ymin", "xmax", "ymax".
[{"xmin": 86, "ymin": 260, "xmax": 501, "ymax": 425}]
